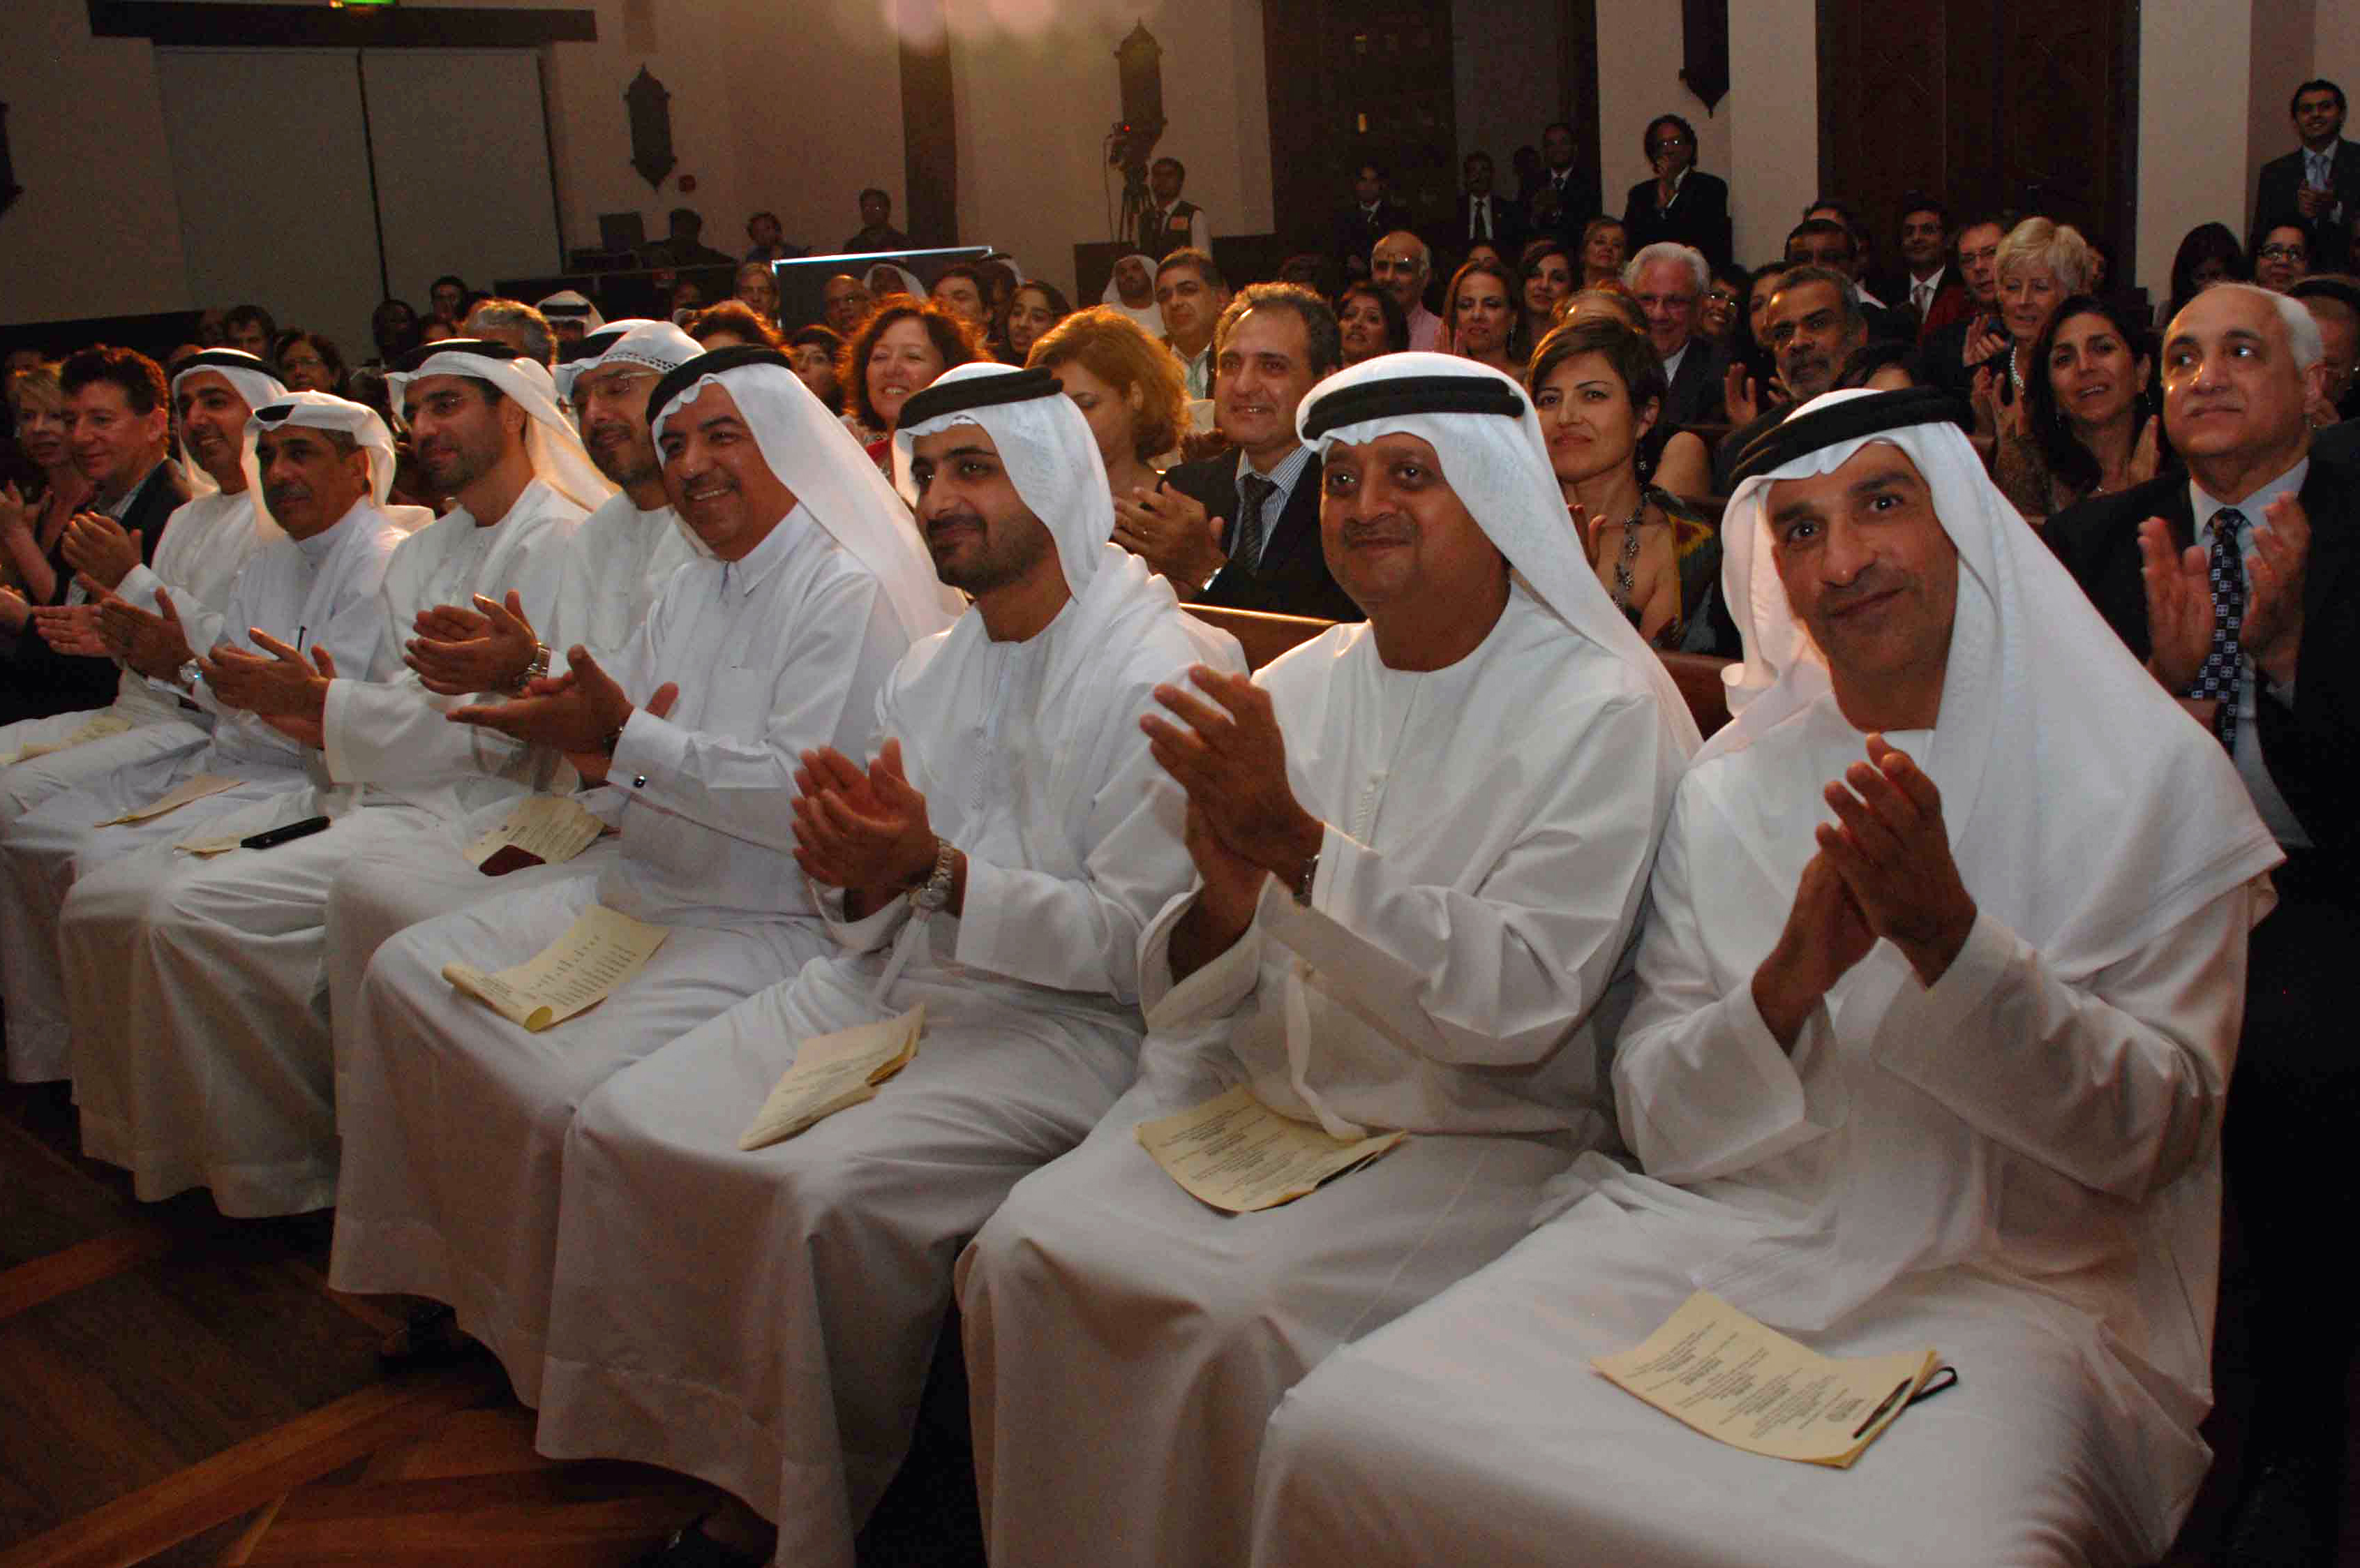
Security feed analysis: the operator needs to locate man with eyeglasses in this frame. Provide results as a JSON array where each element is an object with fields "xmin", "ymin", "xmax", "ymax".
[
  {"xmin": 2255, "ymin": 78, "xmax": 2360, "ymax": 250},
  {"xmin": 1620, "ymin": 112, "xmax": 1731, "ymax": 267}
]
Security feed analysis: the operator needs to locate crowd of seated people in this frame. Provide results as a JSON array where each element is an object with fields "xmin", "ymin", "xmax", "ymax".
[{"xmin": 1, "ymin": 84, "xmax": 2355, "ymax": 1568}]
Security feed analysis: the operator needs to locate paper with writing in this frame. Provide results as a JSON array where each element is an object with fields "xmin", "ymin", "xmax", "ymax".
[
  {"xmin": 96, "ymin": 773, "xmax": 245, "ymax": 826},
  {"xmin": 738, "ymin": 1005, "xmax": 926, "ymax": 1150},
  {"xmin": 1135, "ymin": 1083, "xmax": 1407, "ymax": 1213},
  {"xmin": 8, "ymin": 710, "xmax": 134, "ymax": 765},
  {"xmin": 442, "ymin": 903, "xmax": 670, "ymax": 1032},
  {"xmin": 1592, "ymin": 1290, "xmax": 1940, "ymax": 1468},
  {"xmin": 464, "ymin": 793, "xmax": 608, "ymax": 871}
]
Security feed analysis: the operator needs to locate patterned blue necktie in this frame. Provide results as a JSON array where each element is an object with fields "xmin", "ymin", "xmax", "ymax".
[{"xmin": 2188, "ymin": 508, "xmax": 2246, "ymax": 751}]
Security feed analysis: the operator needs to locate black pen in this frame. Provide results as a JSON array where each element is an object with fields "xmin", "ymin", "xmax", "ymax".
[{"xmin": 1851, "ymin": 1375, "xmax": 1914, "ymax": 1440}]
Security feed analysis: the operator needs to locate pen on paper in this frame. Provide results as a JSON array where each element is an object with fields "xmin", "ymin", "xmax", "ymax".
[{"xmin": 1851, "ymin": 1376, "xmax": 1913, "ymax": 1439}]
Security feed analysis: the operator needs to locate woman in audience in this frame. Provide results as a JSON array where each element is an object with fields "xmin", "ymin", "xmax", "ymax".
[
  {"xmin": 1516, "ymin": 239, "xmax": 1576, "ymax": 350},
  {"xmin": 1000, "ymin": 279, "xmax": 1073, "ymax": 366},
  {"xmin": 733, "ymin": 261, "xmax": 782, "ymax": 327},
  {"xmin": 669, "ymin": 279, "xmax": 706, "ymax": 324},
  {"xmin": 1553, "ymin": 289, "xmax": 1713, "ymax": 501},
  {"xmin": 368, "ymin": 299, "xmax": 421, "ymax": 368},
  {"xmin": 1461, "ymin": 239, "xmax": 1507, "ymax": 274},
  {"xmin": 837, "ymin": 298, "xmax": 983, "ymax": 467},
  {"xmin": 418, "ymin": 317, "xmax": 458, "ymax": 347},
  {"xmin": 2001, "ymin": 292, "xmax": 2163, "ymax": 520},
  {"xmin": 2252, "ymin": 223, "xmax": 2312, "ymax": 292},
  {"xmin": 1527, "ymin": 317, "xmax": 1721, "ymax": 650},
  {"xmin": 0, "ymin": 363, "xmax": 91, "ymax": 643},
  {"xmin": 1970, "ymin": 216, "xmax": 2095, "ymax": 430},
  {"xmin": 685, "ymin": 301, "xmax": 784, "ymax": 352},
  {"xmin": 2166, "ymin": 221, "xmax": 2246, "ymax": 324},
  {"xmin": 786, "ymin": 324, "xmax": 844, "ymax": 408},
  {"xmin": 1443, "ymin": 257, "xmax": 1523, "ymax": 373},
  {"xmin": 1837, "ymin": 338, "xmax": 1928, "ymax": 391},
  {"xmin": 1578, "ymin": 216, "xmax": 1628, "ymax": 286},
  {"xmin": 275, "ymin": 331, "xmax": 348, "ymax": 396},
  {"xmin": 1025, "ymin": 306, "xmax": 1187, "ymax": 505},
  {"xmin": 1336, "ymin": 281, "xmax": 1408, "ymax": 365},
  {"xmin": 1696, "ymin": 260, "xmax": 1749, "ymax": 348}
]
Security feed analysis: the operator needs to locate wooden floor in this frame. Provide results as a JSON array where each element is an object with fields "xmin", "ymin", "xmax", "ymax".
[{"xmin": 1, "ymin": 1074, "xmax": 2352, "ymax": 1567}]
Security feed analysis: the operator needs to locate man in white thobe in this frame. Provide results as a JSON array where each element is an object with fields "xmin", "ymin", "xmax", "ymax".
[
  {"xmin": 34, "ymin": 394, "xmax": 416, "ymax": 1210},
  {"xmin": 326, "ymin": 343, "xmax": 954, "ymax": 1403},
  {"xmin": 528, "ymin": 362, "xmax": 1244, "ymax": 1568},
  {"xmin": 955, "ymin": 352, "xmax": 1699, "ymax": 1568},
  {"xmin": 1249, "ymin": 389, "xmax": 2280, "ymax": 1568},
  {"xmin": 50, "ymin": 343, "xmax": 606, "ymax": 1216},
  {"xmin": 0, "ymin": 350, "xmax": 284, "ymax": 1082},
  {"xmin": 320, "ymin": 320, "xmax": 708, "ymax": 1036}
]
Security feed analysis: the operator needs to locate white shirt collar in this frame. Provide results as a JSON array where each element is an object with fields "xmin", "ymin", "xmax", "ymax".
[{"xmin": 2191, "ymin": 456, "xmax": 2306, "ymax": 539}]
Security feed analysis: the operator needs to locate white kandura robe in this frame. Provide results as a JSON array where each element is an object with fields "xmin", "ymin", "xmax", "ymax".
[
  {"xmin": 50, "ymin": 483, "xmax": 578, "ymax": 1214},
  {"xmin": 320, "ymin": 494, "xmax": 699, "ymax": 1047},
  {"xmin": 957, "ymin": 583, "xmax": 1689, "ymax": 1568},
  {"xmin": 1250, "ymin": 693, "xmax": 2263, "ymax": 1568},
  {"xmin": 533, "ymin": 557, "xmax": 1238, "ymax": 1568},
  {"xmin": 328, "ymin": 507, "xmax": 909, "ymax": 1402},
  {"xmin": 0, "ymin": 498, "xmax": 402, "ymax": 1087}
]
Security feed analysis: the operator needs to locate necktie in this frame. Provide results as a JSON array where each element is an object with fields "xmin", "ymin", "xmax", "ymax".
[
  {"xmin": 1912, "ymin": 281, "xmax": 1934, "ymax": 318},
  {"xmin": 1230, "ymin": 474, "xmax": 1276, "ymax": 576},
  {"xmin": 1474, "ymin": 198, "xmax": 1489, "ymax": 240},
  {"xmin": 2190, "ymin": 509, "xmax": 2246, "ymax": 751}
]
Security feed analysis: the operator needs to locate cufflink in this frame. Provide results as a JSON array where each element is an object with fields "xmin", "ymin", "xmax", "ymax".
[{"xmin": 632, "ymin": 774, "xmax": 648, "ymax": 789}]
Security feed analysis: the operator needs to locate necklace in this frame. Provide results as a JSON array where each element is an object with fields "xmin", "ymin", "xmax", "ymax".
[
  {"xmin": 1599, "ymin": 492, "xmax": 1648, "ymax": 609},
  {"xmin": 2007, "ymin": 343, "xmax": 2024, "ymax": 396}
]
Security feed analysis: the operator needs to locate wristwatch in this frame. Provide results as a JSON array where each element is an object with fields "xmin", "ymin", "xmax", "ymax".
[
  {"xmin": 911, "ymin": 835, "xmax": 957, "ymax": 912},
  {"xmin": 510, "ymin": 641, "xmax": 552, "ymax": 695},
  {"xmin": 176, "ymin": 657, "xmax": 204, "ymax": 692},
  {"xmin": 1291, "ymin": 844, "xmax": 1321, "ymax": 906}
]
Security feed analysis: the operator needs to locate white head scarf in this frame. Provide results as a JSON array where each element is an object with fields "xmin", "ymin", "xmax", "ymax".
[
  {"xmin": 171, "ymin": 350, "xmax": 287, "ymax": 498},
  {"xmin": 552, "ymin": 318, "xmax": 701, "ymax": 405},
  {"xmin": 863, "ymin": 263, "xmax": 927, "ymax": 302},
  {"xmin": 1298, "ymin": 351, "xmax": 1702, "ymax": 752},
  {"xmin": 1100, "ymin": 253, "xmax": 1164, "ymax": 331},
  {"xmin": 536, "ymin": 290, "xmax": 606, "ymax": 333},
  {"xmin": 892, "ymin": 361, "xmax": 1112, "ymax": 594},
  {"xmin": 652, "ymin": 348, "xmax": 962, "ymax": 642},
  {"xmin": 1703, "ymin": 387, "xmax": 2282, "ymax": 1343},
  {"xmin": 387, "ymin": 343, "xmax": 615, "ymax": 512},
  {"xmin": 243, "ymin": 389, "xmax": 401, "ymax": 508}
]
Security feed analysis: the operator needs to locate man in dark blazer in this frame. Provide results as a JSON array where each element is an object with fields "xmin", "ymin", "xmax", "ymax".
[
  {"xmin": 1449, "ymin": 151, "xmax": 1525, "ymax": 261},
  {"xmin": 1332, "ymin": 163, "xmax": 1414, "ymax": 286},
  {"xmin": 1529, "ymin": 121, "xmax": 1602, "ymax": 248},
  {"xmin": 2253, "ymin": 78, "xmax": 2360, "ymax": 251},
  {"xmin": 2045, "ymin": 281, "xmax": 2357, "ymax": 1562},
  {"xmin": 1, "ymin": 347, "xmax": 188, "ymax": 725},
  {"xmin": 1111, "ymin": 285, "xmax": 1361, "ymax": 624},
  {"xmin": 1620, "ymin": 114, "xmax": 1731, "ymax": 268}
]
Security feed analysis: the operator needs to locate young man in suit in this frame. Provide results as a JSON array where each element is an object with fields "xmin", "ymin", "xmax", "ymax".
[
  {"xmin": 1452, "ymin": 151, "xmax": 1525, "ymax": 258},
  {"xmin": 2045, "ymin": 282, "xmax": 2359, "ymax": 1563},
  {"xmin": 2253, "ymin": 79, "xmax": 2360, "ymax": 251},
  {"xmin": 1110, "ymin": 284, "xmax": 1361, "ymax": 622},
  {"xmin": 1874, "ymin": 194, "xmax": 1971, "ymax": 345},
  {"xmin": 1620, "ymin": 114, "xmax": 1731, "ymax": 267},
  {"xmin": 1333, "ymin": 163, "xmax": 1412, "ymax": 284}
]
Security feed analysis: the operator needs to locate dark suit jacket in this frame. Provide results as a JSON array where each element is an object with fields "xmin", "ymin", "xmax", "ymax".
[
  {"xmin": 1710, "ymin": 400, "xmax": 1792, "ymax": 495},
  {"xmin": 1, "ymin": 458, "xmax": 189, "ymax": 724},
  {"xmin": 1447, "ymin": 193, "xmax": 1526, "ymax": 257},
  {"xmin": 2045, "ymin": 457, "xmax": 2360, "ymax": 886},
  {"xmin": 1873, "ymin": 271, "xmax": 1974, "ymax": 344},
  {"xmin": 1530, "ymin": 167, "xmax": 1604, "ymax": 246},
  {"xmin": 2253, "ymin": 139, "xmax": 2360, "ymax": 246},
  {"xmin": 1661, "ymin": 340, "xmax": 1726, "ymax": 430},
  {"xmin": 1162, "ymin": 451, "xmax": 1362, "ymax": 623},
  {"xmin": 1621, "ymin": 170, "xmax": 1732, "ymax": 267},
  {"xmin": 1334, "ymin": 201, "xmax": 1414, "ymax": 272}
]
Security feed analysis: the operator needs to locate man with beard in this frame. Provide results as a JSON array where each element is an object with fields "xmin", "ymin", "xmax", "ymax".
[{"xmin": 1713, "ymin": 264, "xmax": 1869, "ymax": 491}]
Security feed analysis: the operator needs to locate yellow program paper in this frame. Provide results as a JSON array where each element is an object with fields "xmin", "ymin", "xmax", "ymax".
[
  {"xmin": 1593, "ymin": 1290, "xmax": 1940, "ymax": 1468},
  {"xmin": 738, "ymin": 1005, "xmax": 926, "ymax": 1150},
  {"xmin": 442, "ymin": 903, "xmax": 669, "ymax": 1032},
  {"xmin": 9, "ymin": 710, "xmax": 133, "ymax": 764},
  {"xmin": 463, "ymin": 794, "xmax": 608, "ymax": 869},
  {"xmin": 1135, "ymin": 1083, "xmax": 1407, "ymax": 1213},
  {"xmin": 96, "ymin": 773, "xmax": 244, "ymax": 826}
]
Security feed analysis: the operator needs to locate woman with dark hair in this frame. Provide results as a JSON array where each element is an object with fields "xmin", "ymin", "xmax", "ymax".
[
  {"xmin": 685, "ymin": 301, "xmax": 785, "ymax": 352},
  {"xmin": 1578, "ymin": 217, "xmax": 1627, "ymax": 288},
  {"xmin": 1001, "ymin": 280, "xmax": 1074, "ymax": 366},
  {"xmin": 369, "ymin": 299, "xmax": 421, "ymax": 368},
  {"xmin": 275, "ymin": 331, "xmax": 349, "ymax": 395},
  {"xmin": 1442, "ymin": 257, "xmax": 1522, "ymax": 373},
  {"xmin": 1837, "ymin": 338, "xmax": 1927, "ymax": 391},
  {"xmin": 2251, "ymin": 222, "xmax": 2312, "ymax": 292},
  {"xmin": 2166, "ymin": 222, "xmax": 2247, "ymax": 324},
  {"xmin": 1516, "ymin": 238, "xmax": 1575, "ymax": 351},
  {"xmin": 1697, "ymin": 260, "xmax": 1749, "ymax": 348},
  {"xmin": 1528, "ymin": 317, "xmax": 1723, "ymax": 650},
  {"xmin": 2001, "ymin": 292, "xmax": 2163, "ymax": 519},
  {"xmin": 837, "ymin": 299, "xmax": 983, "ymax": 468},
  {"xmin": 1622, "ymin": 112, "xmax": 1732, "ymax": 262},
  {"xmin": 1336, "ymin": 281, "xmax": 1408, "ymax": 365},
  {"xmin": 1026, "ymin": 306, "xmax": 1188, "ymax": 501},
  {"xmin": 786, "ymin": 324, "xmax": 844, "ymax": 408}
]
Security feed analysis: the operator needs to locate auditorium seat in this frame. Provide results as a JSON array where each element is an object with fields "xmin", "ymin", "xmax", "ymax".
[{"xmin": 1659, "ymin": 650, "xmax": 1732, "ymax": 737}]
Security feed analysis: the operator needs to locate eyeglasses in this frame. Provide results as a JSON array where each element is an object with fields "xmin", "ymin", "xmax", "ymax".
[
  {"xmin": 1650, "ymin": 135, "xmax": 1690, "ymax": 150},
  {"xmin": 2260, "ymin": 244, "xmax": 2308, "ymax": 262}
]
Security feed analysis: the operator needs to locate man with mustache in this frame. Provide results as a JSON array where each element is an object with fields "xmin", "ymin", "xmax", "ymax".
[
  {"xmin": 1712, "ymin": 264, "xmax": 1868, "ymax": 492},
  {"xmin": 518, "ymin": 362, "xmax": 1244, "ymax": 1568},
  {"xmin": 329, "ymin": 345, "xmax": 953, "ymax": 1408},
  {"xmin": 957, "ymin": 352, "xmax": 1698, "ymax": 1568},
  {"xmin": 2, "ymin": 393, "xmax": 414, "ymax": 1138},
  {"xmin": 1253, "ymin": 387, "xmax": 2276, "ymax": 1568},
  {"xmin": 44, "ymin": 343, "xmax": 606, "ymax": 1218}
]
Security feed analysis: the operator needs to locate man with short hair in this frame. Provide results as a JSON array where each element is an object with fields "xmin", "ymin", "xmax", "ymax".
[
  {"xmin": 1923, "ymin": 216, "xmax": 2008, "ymax": 396},
  {"xmin": 1881, "ymin": 195, "xmax": 1970, "ymax": 343},
  {"xmin": 1137, "ymin": 155, "xmax": 1213, "ymax": 259},
  {"xmin": 1787, "ymin": 216, "xmax": 1902, "ymax": 327},
  {"xmin": 429, "ymin": 276, "xmax": 470, "ymax": 323},
  {"xmin": 1332, "ymin": 163, "xmax": 1410, "ymax": 282},
  {"xmin": 643, "ymin": 207, "xmax": 734, "ymax": 269},
  {"xmin": 959, "ymin": 352, "xmax": 1698, "ymax": 1568},
  {"xmin": 1116, "ymin": 283, "xmax": 1361, "ymax": 621},
  {"xmin": 465, "ymin": 298, "xmax": 560, "ymax": 368},
  {"xmin": 528, "ymin": 361, "xmax": 1244, "ymax": 1568},
  {"xmin": 534, "ymin": 290, "xmax": 604, "ymax": 348},
  {"xmin": 222, "ymin": 304, "xmax": 276, "ymax": 358},
  {"xmin": 843, "ymin": 188, "xmax": 911, "ymax": 255},
  {"xmin": 1530, "ymin": 119, "xmax": 1601, "ymax": 244},
  {"xmin": 929, "ymin": 264, "xmax": 989, "ymax": 329},
  {"xmin": 1155, "ymin": 248, "xmax": 1229, "ymax": 397},
  {"xmin": 2046, "ymin": 283, "xmax": 2360, "ymax": 1558},
  {"xmin": 1620, "ymin": 113, "xmax": 1731, "ymax": 266},
  {"xmin": 1372, "ymin": 230, "xmax": 1442, "ymax": 352},
  {"xmin": 821, "ymin": 273, "xmax": 873, "ymax": 336},
  {"xmin": 1252, "ymin": 382, "xmax": 2276, "ymax": 1568},
  {"xmin": 1624, "ymin": 241, "xmax": 1722, "ymax": 427},
  {"xmin": 1714, "ymin": 264, "xmax": 1868, "ymax": 490},
  {"xmin": 1454, "ymin": 150, "xmax": 1524, "ymax": 255},
  {"xmin": 328, "ymin": 343, "xmax": 950, "ymax": 1403},
  {"xmin": 2255, "ymin": 79, "xmax": 2360, "ymax": 244},
  {"xmin": 744, "ymin": 209, "xmax": 801, "ymax": 264}
]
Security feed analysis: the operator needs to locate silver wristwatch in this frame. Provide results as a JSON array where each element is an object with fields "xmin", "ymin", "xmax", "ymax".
[
  {"xmin": 177, "ymin": 657, "xmax": 204, "ymax": 692},
  {"xmin": 511, "ymin": 641, "xmax": 552, "ymax": 694},
  {"xmin": 911, "ymin": 835, "xmax": 957, "ymax": 912}
]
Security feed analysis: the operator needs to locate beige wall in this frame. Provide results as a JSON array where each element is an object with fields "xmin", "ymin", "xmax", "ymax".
[
  {"xmin": 2137, "ymin": 0, "xmax": 2257, "ymax": 305},
  {"xmin": 1453, "ymin": 0, "xmax": 1565, "ymax": 187},
  {"xmin": 1722, "ymin": 0, "xmax": 1818, "ymax": 266},
  {"xmin": 1595, "ymin": 0, "xmax": 1739, "ymax": 249},
  {"xmin": 2248, "ymin": 0, "xmax": 2317, "ymax": 241}
]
